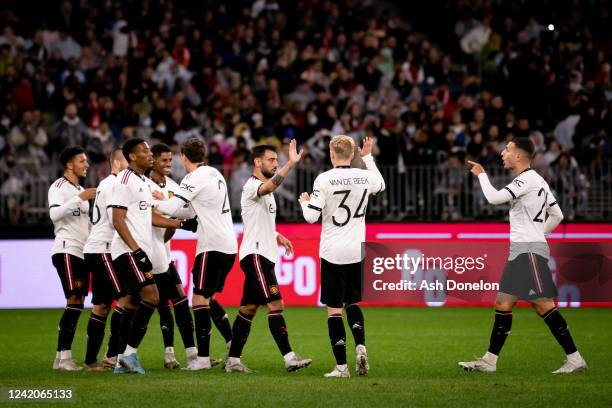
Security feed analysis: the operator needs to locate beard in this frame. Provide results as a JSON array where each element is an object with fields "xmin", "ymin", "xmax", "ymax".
[{"xmin": 262, "ymin": 168, "xmax": 276, "ymax": 179}]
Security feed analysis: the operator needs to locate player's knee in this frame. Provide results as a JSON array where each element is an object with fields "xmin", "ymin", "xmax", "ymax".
[
  {"xmin": 268, "ymin": 299, "xmax": 284, "ymax": 311},
  {"xmin": 93, "ymin": 303, "xmax": 110, "ymax": 317},
  {"xmin": 327, "ymin": 307, "xmax": 343, "ymax": 317},
  {"xmin": 67, "ymin": 294, "xmax": 83, "ymax": 304},
  {"xmin": 531, "ymin": 300, "xmax": 554, "ymax": 315},
  {"xmin": 240, "ymin": 304, "xmax": 258, "ymax": 316}
]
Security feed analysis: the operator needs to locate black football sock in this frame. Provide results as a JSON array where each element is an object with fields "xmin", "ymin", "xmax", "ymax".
[
  {"xmin": 84, "ymin": 313, "xmax": 107, "ymax": 364},
  {"xmin": 328, "ymin": 313, "xmax": 347, "ymax": 365},
  {"xmin": 193, "ymin": 305, "xmax": 211, "ymax": 357},
  {"xmin": 173, "ymin": 297, "xmax": 195, "ymax": 349},
  {"xmin": 488, "ymin": 310, "xmax": 512, "ymax": 356},
  {"xmin": 57, "ymin": 304, "xmax": 83, "ymax": 352},
  {"xmin": 158, "ymin": 304, "xmax": 175, "ymax": 348},
  {"xmin": 118, "ymin": 308, "xmax": 134, "ymax": 355},
  {"xmin": 541, "ymin": 307, "xmax": 578, "ymax": 354},
  {"xmin": 106, "ymin": 307, "xmax": 124, "ymax": 358},
  {"xmin": 210, "ymin": 299, "xmax": 233, "ymax": 343},
  {"xmin": 345, "ymin": 303, "xmax": 365, "ymax": 346},
  {"xmin": 228, "ymin": 312, "xmax": 253, "ymax": 358},
  {"xmin": 268, "ymin": 310, "xmax": 292, "ymax": 356},
  {"xmin": 127, "ymin": 300, "xmax": 156, "ymax": 349}
]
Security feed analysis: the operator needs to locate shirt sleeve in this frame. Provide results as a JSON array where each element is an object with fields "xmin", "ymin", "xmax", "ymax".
[
  {"xmin": 109, "ymin": 181, "xmax": 132, "ymax": 209},
  {"xmin": 503, "ymin": 174, "xmax": 533, "ymax": 200},
  {"xmin": 243, "ymin": 178, "xmax": 263, "ymax": 201},
  {"xmin": 175, "ymin": 174, "xmax": 206, "ymax": 203},
  {"xmin": 477, "ymin": 173, "xmax": 514, "ymax": 205},
  {"xmin": 48, "ymin": 185, "xmax": 83, "ymax": 222},
  {"xmin": 544, "ymin": 186, "xmax": 563, "ymax": 234},
  {"xmin": 362, "ymin": 154, "xmax": 386, "ymax": 194},
  {"xmin": 301, "ymin": 175, "xmax": 325, "ymax": 223}
]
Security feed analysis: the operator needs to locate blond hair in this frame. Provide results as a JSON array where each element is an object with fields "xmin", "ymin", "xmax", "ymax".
[{"xmin": 330, "ymin": 135, "xmax": 355, "ymax": 161}]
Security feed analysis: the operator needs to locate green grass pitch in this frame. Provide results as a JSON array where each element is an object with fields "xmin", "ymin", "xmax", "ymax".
[{"xmin": 1, "ymin": 307, "xmax": 611, "ymax": 407}]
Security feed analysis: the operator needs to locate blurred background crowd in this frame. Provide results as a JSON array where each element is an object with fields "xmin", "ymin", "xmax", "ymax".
[{"xmin": 0, "ymin": 0, "xmax": 610, "ymax": 224}]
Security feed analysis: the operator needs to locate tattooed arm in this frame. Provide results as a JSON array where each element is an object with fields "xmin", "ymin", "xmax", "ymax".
[{"xmin": 257, "ymin": 139, "xmax": 303, "ymax": 197}]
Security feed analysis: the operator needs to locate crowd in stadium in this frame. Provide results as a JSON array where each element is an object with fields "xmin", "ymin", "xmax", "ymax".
[{"xmin": 0, "ymin": 0, "xmax": 610, "ymax": 223}]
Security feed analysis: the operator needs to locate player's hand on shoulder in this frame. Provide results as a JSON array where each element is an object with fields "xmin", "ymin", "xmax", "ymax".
[
  {"xmin": 467, "ymin": 160, "xmax": 485, "ymax": 176},
  {"xmin": 79, "ymin": 188, "xmax": 97, "ymax": 201},
  {"xmin": 359, "ymin": 136, "xmax": 373, "ymax": 157},
  {"xmin": 298, "ymin": 192, "xmax": 310, "ymax": 204},
  {"xmin": 276, "ymin": 233, "xmax": 294, "ymax": 256},
  {"xmin": 133, "ymin": 248, "xmax": 153, "ymax": 272},
  {"xmin": 288, "ymin": 139, "xmax": 304, "ymax": 165}
]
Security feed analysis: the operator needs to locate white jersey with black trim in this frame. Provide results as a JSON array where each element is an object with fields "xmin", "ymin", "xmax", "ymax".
[
  {"xmin": 48, "ymin": 177, "xmax": 90, "ymax": 258},
  {"xmin": 84, "ymin": 174, "xmax": 117, "ymax": 254},
  {"xmin": 301, "ymin": 154, "xmax": 386, "ymax": 264},
  {"xmin": 146, "ymin": 175, "xmax": 180, "ymax": 274},
  {"xmin": 239, "ymin": 176, "xmax": 278, "ymax": 263},
  {"xmin": 110, "ymin": 168, "xmax": 154, "ymax": 260},
  {"xmin": 173, "ymin": 165, "xmax": 237, "ymax": 255}
]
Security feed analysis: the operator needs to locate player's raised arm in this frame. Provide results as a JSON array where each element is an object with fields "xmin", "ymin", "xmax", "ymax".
[
  {"xmin": 360, "ymin": 137, "xmax": 385, "ymax": 193},
  {"xmin": 468, "ymin": 161, "xmax": 513, "ymax": 205},
  {"xmin": 257, "ymin": 139, "xmax": 303, "ymax": 197}
]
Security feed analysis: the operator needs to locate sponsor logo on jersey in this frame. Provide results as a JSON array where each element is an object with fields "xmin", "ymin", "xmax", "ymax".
[
  {"xmin": 513, "ymin": 178, "xmax": 525, "ymax": 187},
  {"xmin": 181, "ymin": 183, "xmax": 195, "ymax": 192}
]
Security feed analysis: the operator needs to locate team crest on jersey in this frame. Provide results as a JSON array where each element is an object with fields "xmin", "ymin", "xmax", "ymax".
[
  {"xmin": 139, "ymin": 201, "xmax": 148, "ymax": 210},
  {"xmin": 269, "ymin": 203, "xmax": 276, "ymax": 213},
  {"xmin": 144, "ymin": 272, "xmax": 153, "ymax": 280},
  {"xmin": 75, "ymin": 279, "xmax": 83, "ymax": 289},
  {"xmin": 269, "ymin": 285, "xmax": 279, "ymax": 295},
  {"xmin": 72, "ymin": 209, "xmax": 81, "ymax": 216},
  {"xmin": 168, "ymin": 191, "xmax": 174, "ymax": 198}
]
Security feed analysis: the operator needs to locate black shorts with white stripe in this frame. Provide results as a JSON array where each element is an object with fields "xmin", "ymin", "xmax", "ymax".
[
  {"xmin": 112, "ymin": 252, "xmax": 155, "ymax": 295},
  {"xmin": 239, "ymin": 254, "xmax": 282, "ymax": 306},
  {"xmin": 499, "ymin": 252, "xmax": 557, "ymax": 300},
  {"xmin": 51, "ymin": 253, "xmax": 89, "ymax": 298},
  {"xmin": 85, "ymin": 253, "xmax": 123, "ymax": 305},
  {"xmin": 192, "ymin": 251, "xmax": 236, "ymax": 298}
]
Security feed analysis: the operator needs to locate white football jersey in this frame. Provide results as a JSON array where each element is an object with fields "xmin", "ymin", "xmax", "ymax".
[
  {"xmin": 174, "ymin": 165, "xmax": 237, "ymax": 255},
  {"xmin": 505, "ymin": 169, "xmax": 558, "ymax": 242},
  {"xmin": 239, "ymin": 176, "xmax": 278, "ymax": 263},
  {"xmin": 48, "ymin": 177, "xmax": 90, "ymax": 258},
  {"xmin": 146, "ymin": 175, "xmax": 180, "ymax": 274},
  {"xmin": 84, "ymin": 174, "xmax": 117, "ymax": 254},
  {"xmin": 301, "ymin": 154, "xmax": 385, "ymax": 264},
  {"xmin": 110, "ymin": 168, "xmax": 154, "ymax": 260}
]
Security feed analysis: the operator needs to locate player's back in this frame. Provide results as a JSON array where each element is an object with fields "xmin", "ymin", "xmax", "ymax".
[
  {"xmin": 182, "ymin": 165, "xmax": 237, "ymax": 255},
  {"xmin": 84, "ymin": 174, "xmax": 116, "ymax": 253},
  {"xmin": 316, "ymin": 167, "xmax": 382, "ymax": 264}
]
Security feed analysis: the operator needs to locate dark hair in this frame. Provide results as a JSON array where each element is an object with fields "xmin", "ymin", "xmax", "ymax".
[
  {"xmin": 59, "ymin": 146, "xmax": 86, "ymax": 168},
  {"xmin": 151, "ymin": 143, "xmax": 172, "ymax": 158},
  {"xmin": 109, "ymin": 147, "xmax": 123, "ymax": 165},
  {"xmin": 251, "ymin": 144, "xmax": 277, "ymax": 164},
  {"xmin": 122, "ymin": 138, "xmax": 146, "ymax": 163},
  {"xmin": 512, "ymin": 137, "xmax": 535, "ymax": 159},
  {"xmin": 181, "ymin": 137, "xmax": 206, "ymax": 163}
]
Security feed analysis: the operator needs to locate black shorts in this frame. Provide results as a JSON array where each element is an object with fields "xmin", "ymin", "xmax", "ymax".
[
  {"xmin": 52, "ymin": 253, "xmax": 90, "ymax": 298},
  {"xmin": 320, "ymin": 258, "xmax": 363, "ymax": 308},
  {"xmin": 192, "ymin": 252, "xmax": 236, "ymax": 298},
  {"xmin": 154, "ymin": 262, "xmax": 183, "ymax": 304},
  {"xmin": 239, "ymin": 254, "xmax": 281, "ymax": 306},
  {"xmin": 112, "ymin": 252, "xmax": 155, "ymax": 295},
  {"xmin": 499, "ymin": 252, "xmax": 557, "ymax": 301},
  {"xmin": 85, "ymin": 253, "xmax": 123, "ymax": 305}
]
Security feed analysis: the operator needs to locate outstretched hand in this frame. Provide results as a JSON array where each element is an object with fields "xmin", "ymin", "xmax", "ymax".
[
  {"xmin": 359, "ymin": 136, "xmax": 374, "ymax": 157},
  {"xmin": 467, "ymin": 160, "xmax": 485, "ymax": 176},
  {"xmin": 288, "ymin": 139, "xmax": 304, "ymax": 165}
]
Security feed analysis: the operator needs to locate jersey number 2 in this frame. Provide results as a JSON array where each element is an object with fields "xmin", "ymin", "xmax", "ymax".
[
  {"xmin": 533, "ymin": 188, "xmax": 548, "ymax": 223},
  {"xmin": 332, "ymin": 189, "xmax": 368, "ymax": 227},
  {"xmin": 218, "ymin": 180, "xmax": 230, "ymax": 214}
]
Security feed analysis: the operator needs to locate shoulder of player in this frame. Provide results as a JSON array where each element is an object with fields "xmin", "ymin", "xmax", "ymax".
[
  {"xmin": 165, "ymin": 176, "xmax": 180, "ymax": 190},
  {"xmin": 511, "ymin": 169, "xmax": 543, "ymax": 188}
]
